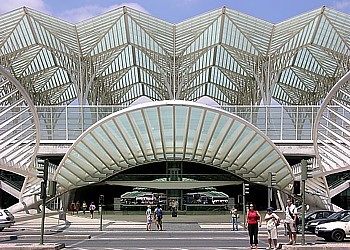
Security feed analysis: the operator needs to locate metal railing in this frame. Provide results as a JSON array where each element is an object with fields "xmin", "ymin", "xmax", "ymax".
[
  {"xmin": 328, "ymin": 172, "xmax": 350, "ymax": 190},
  {"xmin": 36, "ymin": 105, "xmax": 319, "ymax": 142},
  {"xmin": 0, "ymin": 174, "xmax": 23, "ymax": 191}
]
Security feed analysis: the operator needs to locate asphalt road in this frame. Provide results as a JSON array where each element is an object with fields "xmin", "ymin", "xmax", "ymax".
[
  {"xmin": 1, "ymin": 226, "xmax": 321, "ymax": 250},
  {"xmin": 2, "ymin": 212, "xmax": 346, "ymax": 250}
]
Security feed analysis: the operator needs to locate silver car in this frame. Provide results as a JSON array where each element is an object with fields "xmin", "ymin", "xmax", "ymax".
[{"xmin": 0, "ymin": 209, "xmax": 15, "ymax": 231}]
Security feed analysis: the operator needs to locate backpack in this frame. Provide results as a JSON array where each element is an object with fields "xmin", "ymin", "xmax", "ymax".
[
  {"xmin": 156, "ymin": 208, "xmax": 163, "ymax": 219},
  {"xmin": 275, "ymin": 217, "xmax": 281, "ymax": 226}
]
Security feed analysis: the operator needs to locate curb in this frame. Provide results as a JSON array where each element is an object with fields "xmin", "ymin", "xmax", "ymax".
[
  {"xmin": 0, "ymin": 234, "xmax": 91, "ymax": 241},
  {"xmin": 0, "ymin": 243, "xmax": 65, "ymax": 250}
]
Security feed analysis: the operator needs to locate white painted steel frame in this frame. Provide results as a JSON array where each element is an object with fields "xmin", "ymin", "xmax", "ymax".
[
  {"xmin": 0, "ymin": 66, "xmax": 40, "ymax": 202},
  {"xmin": 314, "ymin": 70, "xmax": 350, "ymax": 174},
  {"xmin": 1, "ymin": 6, "xmax": 350, "ymax": 107}
]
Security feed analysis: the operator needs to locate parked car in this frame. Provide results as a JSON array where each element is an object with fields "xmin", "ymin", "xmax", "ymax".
[
  {"xmin": 297, "ymin": 210, "xmax": 336, "ymax": 233},
  {"xmin": 305, "ymin": 210, "xmax": 350, "ymax": 233},
  {"xmin": 0, "ymin": 209, "xmax": 15, "ymax": 231},
  {"xmin": 315, "ymin": 214, "xmax": 350, "ymax": 242}
]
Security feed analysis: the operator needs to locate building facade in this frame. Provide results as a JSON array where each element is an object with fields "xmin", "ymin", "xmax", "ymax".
[{"xmin": 0, "ymin": 6, "xmax": 350, "ymax": 211}]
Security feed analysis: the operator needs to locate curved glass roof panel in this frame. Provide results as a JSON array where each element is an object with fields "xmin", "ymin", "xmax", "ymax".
[{"xmin": 55, "ymin": 100, "xmax": 293, "ymax": 193}]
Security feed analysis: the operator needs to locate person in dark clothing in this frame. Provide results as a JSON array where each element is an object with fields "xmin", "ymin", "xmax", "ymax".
[{"xmin": 154, "ymin": 204, "xmax": 163, "ymax": 231}]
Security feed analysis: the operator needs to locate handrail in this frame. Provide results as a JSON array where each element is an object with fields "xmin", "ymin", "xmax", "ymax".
[
  {"xmin": 0, "ymin": 174, "xmax": 23, "ymax": 191},
  {"xmin": 328, "ymin": 172, "xmax": 350, "ymax": 189},
  {"xmin": 36, "ymin": 104, "xmax": 320, "ymax": 141}
]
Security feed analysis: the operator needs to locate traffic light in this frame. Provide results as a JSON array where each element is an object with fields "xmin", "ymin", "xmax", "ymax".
[
  {"xmin": 301, "ymin": 159, "xmax": 313, "ymax": 180},
  {"xmin": 244, "ymin": 183, "xmax": 250, "ymax": 194},
  {"xmin": 99, "ymin": 194, "xmax": 104, "ymax": 204},
  {"xmin": 293, "ymin": 180, "xmax": 301, "ymax": 195},
  {"xmin": 40, "ymin": 182, "xmax": 46, "ymax": 199},
  {"xmin": 48, "ymin": 181, "xmax": 57, "ymax": 197},
  {"xmin": 268, "ymin": 172, "xmax": 277, "ymax": 187},
  {"xmin": 37, "ymin": 159, "xmax": 49, "ymax": 181}
]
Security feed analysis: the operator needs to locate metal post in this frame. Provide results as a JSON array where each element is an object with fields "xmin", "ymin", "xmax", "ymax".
[
  {"xmin": 301, "ymin": 179, "xmax": 306, "ymax": 245},
  {"xmin": 99, "ymin": 205, "xmax": 103, "ymax": 231},
  {"xmin": 268, "ymin": 187, "xmax": 271, "ymax": 208},
  {"xmin": 242, "ymin": 183, "xmax": 246, "ymax": 228},
  {"xmin": 40, "ymin": 182, "xmax": 46, "ymax": 245}
]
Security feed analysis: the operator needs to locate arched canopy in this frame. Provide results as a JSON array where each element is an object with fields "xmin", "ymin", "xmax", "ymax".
[{"xmin": 55, "ymin": 100, "xmax": 294, "ymax": 193}]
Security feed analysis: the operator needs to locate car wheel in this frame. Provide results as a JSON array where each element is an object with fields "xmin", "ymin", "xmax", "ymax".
[{"xmin": 331, "ymin": 229, "xmax": 345, "ymax": 242}]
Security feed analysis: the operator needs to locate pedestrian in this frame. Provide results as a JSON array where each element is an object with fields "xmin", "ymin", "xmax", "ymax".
[
  {"xmin": 285, "ymin": 199, "xmax": 297, "ymax": 245},
  {"xmin": 146, "ymin": 205, "xmax": 152, "ymax": 231},
  {"xmin": 75, "ymin": 200, "xmax": 80, "ymax": 214},
  {"xmin": 265, "ymin": 207, "xmax": 279, "ymax": 250},
  {"xmin": 154, "ymin": 204, "xmax": 163, "ymax": 231},
  {"xmin": 245, "ymin": 203, "xmax": 262, "ymax": 250},
  {"xmin": 89, "ymin": 201, "xmax": 96, "ymax": 219},
  {"xmin": 230, "ymin": 205, "xmax": 239, "ymax": 231},
  {"xmin": 82, "ymin": 201, "xmax": 87, "ymax": 214},
  {"xmin": 70, "ymin": 200, "xmax": 76, "ymax": 215}
]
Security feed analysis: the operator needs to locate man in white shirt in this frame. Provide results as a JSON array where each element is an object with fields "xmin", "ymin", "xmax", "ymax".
[
  {"xmin": 265, "ymin": 207, "xmax": 279, "ymax": 250},
  {"xmin": 285, "ymin": 199, "xmax": 297, "ymax": 245}
]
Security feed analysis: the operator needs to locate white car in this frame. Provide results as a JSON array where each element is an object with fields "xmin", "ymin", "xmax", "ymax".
[
  {"xmin": 315, "ymin": 214, "xmax": 350, "ymax": 242},
  {"xmin": 0, "ymin": 209, "xmax": 15, "ymax": 231}
]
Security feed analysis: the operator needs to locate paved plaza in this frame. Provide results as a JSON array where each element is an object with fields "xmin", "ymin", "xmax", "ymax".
[{"xmin": 0, "ymin": 211, "xmax": 349, "ymax": 249}]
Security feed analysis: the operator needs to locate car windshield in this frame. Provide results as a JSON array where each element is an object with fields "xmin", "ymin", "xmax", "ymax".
[
  {"xmin": 305, "ymin": 213, "xmax": 314, "ymax": 220},
  {"xmin": 340, "ymin": 214, "xmax": 350, "ymax": 222},
  {"xmin": 327, "ymin": 212, "xmax": 342, "ymax": 219}
]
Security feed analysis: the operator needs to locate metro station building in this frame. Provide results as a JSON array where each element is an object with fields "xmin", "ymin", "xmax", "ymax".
[{"xmin": 0, "ymin": 6, "xmax": 350, "ymax": 212}]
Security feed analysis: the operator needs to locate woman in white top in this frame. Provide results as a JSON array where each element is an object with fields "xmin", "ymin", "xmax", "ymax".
[{"xmin": 146, "ymin": 205, "xmax": 152, "ymax": 231}]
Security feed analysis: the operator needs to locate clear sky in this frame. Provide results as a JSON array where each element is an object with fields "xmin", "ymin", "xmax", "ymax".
[{"xmin": 0, "ymin": 0, "xmax": 349, "ymax": 24}]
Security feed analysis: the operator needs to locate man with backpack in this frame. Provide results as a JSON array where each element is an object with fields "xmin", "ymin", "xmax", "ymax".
[{"xmin": 154, "ymin": 204, "xmax": 163, "ymax": 231}]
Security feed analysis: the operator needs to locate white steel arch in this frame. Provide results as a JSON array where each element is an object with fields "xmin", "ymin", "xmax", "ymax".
[
  {"xmin": 54, "ymin": 100, "xmax": 294, "ymax": 194},
  {"xmin": 0, "ymin": 66, "xmax": 41, "ymax": 209},
  {"xmin": 314, "ymin": 70, "xmax": 350, "ymax": 174}
]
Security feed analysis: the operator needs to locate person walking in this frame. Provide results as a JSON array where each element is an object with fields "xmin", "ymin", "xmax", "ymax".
[
  {"xmin": 230, "ymin": 205, "xmax": 239, "ymax": 231},
  {"xmin": 265, "ymin": 207, "xmax": 279, "ymax": 250},
  {"xmin": 146, "ymin": 205, "xmax": 152, "ymax": 231},
  {"xmin": 82, "ymin": 201, "xmax": 87, "ymax": 214},
  {"xmin": 89, "ymin": 201, "xmax": 96, "ymax": 219},
  {"xmin": 285, "ymin": 199, "xmax": 298, "ymax": 245},
  {"xmin": 154, "ymin": 204, "xmax": 163, "ymax": 231},
  {"xmin": 245, "ymin": 203, "xmax": 262, "ymax": 250},
  {"xmin": 75, "ymin": 200, "xmax": 80, "ymax": 215},
  {"xmin": 70, "ymin": 200, "xmax": 76, "ymax": 215}
]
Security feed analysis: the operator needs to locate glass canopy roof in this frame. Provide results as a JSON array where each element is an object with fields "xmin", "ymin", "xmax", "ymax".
[
  {"xmin": 0, "ymin": 6, "xmax": 350, "ymax": 106},
  {"xmin": 55, "ymin": 100, "xmax": 293, "ymax": 193}
]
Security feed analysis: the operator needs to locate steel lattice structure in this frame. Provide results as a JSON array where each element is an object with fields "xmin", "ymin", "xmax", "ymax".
[
  {"xmin": 1, "ymin": 6, "xmax": 350, "ymax": 107},
  {"xmin": 0, "ymin": 66, "xmax": 41, "ymax": 207}
]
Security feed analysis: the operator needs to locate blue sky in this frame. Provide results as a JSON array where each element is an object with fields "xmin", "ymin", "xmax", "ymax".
[{"xmin": 0, "ymin": 0, "xmax": 350, "ymax": 23}]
